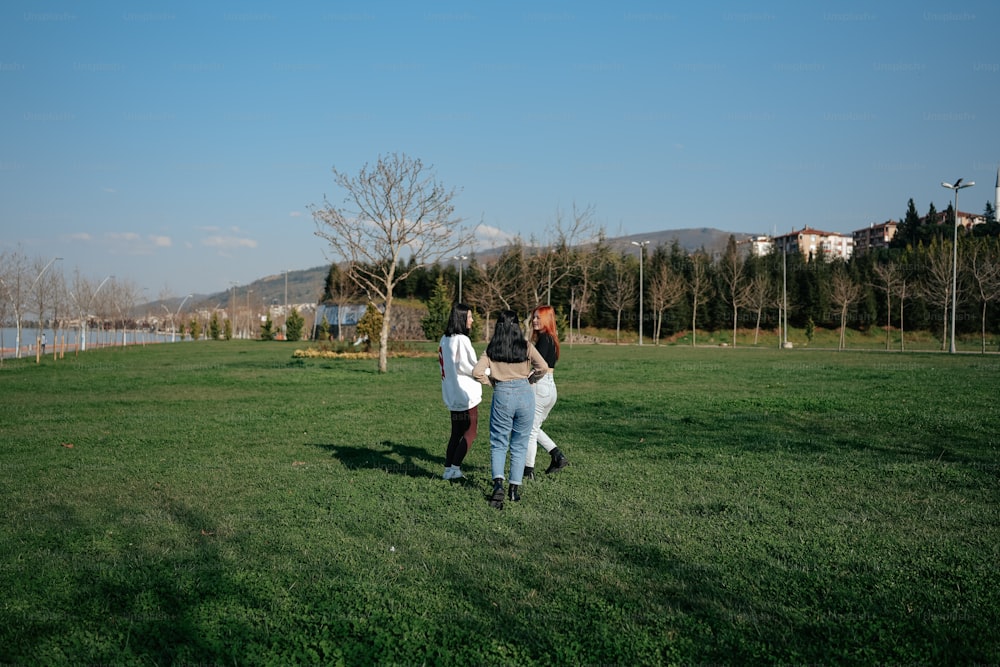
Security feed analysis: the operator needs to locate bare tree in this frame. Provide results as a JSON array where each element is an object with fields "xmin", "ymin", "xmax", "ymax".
[
  {"xmin": 744, "ymin": 273, "xmax": 774, "ymax": 345},
  {"xmin": 311, "ymin": 153, "xmax": 473, "ymax": 372},
  {"xmin": 830, "ymin": 266, "xmax": 861, "ymax": 350},
  {"xmin": 685, "ymin": 251, "xmax": 714, "ymax": 347},
  {"xmin": 967, "ymin": 238, "xmax": 1000, "ymax": 353},
  {"xmin": 873, "ymin": 262, "xmax": 902, "ymax": 351},
  {"xmin": 29, "ymin": 256, "xmax": 63, "ymax": 358},
  {"xmin": 719, "ymin": 237, "xmax": 752, "ymax": 347},
  {"xmin": 0, "ymin": 251, "xmax": 14, "ymax": 363},
  {"xmin": 525, "ymin": 203, "xmax": 601, "ymax": 307},
  {"xmin": 647, "ymin": 262, "xmax": 685, "ymax": 345},
  {"xmin": 570, "ymin": 236, "xmax": 609, "ymax": 337},
  {"xmin": 467, "ymin": 252, "xmax": 521, "ymax": 340},
  {"xmin": 918, "ymin": 238, "xmax": 956, "ymax": 351},
  {"xmin": 603, "ymin": 256, "xmax": 636, "ymax": 345},
  {"xmin": 110, "ymin": 278, "xmax": 141, "ymax": 346}
]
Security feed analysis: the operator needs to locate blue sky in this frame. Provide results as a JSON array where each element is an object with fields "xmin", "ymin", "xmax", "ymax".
[{"xmin": 2, "ymin": 1, "xmax": 999, "ymax": 298}]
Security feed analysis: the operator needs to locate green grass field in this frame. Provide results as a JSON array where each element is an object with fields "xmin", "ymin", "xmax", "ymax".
[{"xmin": 1, "ymin": 341, "xmax": 998, "ymax": 665}]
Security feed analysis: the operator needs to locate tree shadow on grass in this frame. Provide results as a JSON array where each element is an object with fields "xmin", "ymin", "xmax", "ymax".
[{"xmin": 308, "ymin": 439, "xmax": 436, "ymax": 478}]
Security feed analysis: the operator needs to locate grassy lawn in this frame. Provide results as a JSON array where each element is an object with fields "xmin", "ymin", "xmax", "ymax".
[{"xmin": 1, "ymin": 341, "xmax": 998, "ymax": 665}]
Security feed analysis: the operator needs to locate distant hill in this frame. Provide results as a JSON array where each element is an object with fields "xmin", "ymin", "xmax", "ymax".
[{"xmin": 146, "ymin": 228, "xmax": 749, "ymax": 311}]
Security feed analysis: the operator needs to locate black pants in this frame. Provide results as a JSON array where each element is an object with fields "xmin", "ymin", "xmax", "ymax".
[{"xmin": 445, "ymin": 406, "xmax": 478, "ymax": 467}]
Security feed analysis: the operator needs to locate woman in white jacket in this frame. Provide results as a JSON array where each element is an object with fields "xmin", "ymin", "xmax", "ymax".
[{"xmin": 438, "ymin": 303, "xmax": 483, "ymax": 480}]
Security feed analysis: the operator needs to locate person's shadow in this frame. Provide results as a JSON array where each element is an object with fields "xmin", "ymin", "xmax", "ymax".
[{"xmin": 308, "ymin": 440, "xmax": 434, "ymax": 478}]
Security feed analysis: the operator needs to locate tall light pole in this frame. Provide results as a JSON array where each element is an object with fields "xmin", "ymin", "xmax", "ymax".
[
  {"xmin": 782, "ymin": 235, "xmax": 788, "ymax": 348},
  {"xmin": 80, "ymin": 274, "xmax": 113, "ymax": 352},
  {"xmin": 452, "ymin": 255, "xmax": 467, "ymax": 302},
  {"xmin": 631, "ymin": 241, "xmax": 649, "ymax": 345},
  {"xmin": 171, "ymin": 294, "xmax": 193, "ymax": 342},
  {"xmin": 246, "ymin": 288, "xmax": 253, "ymax": 339},
  {"xmin": 283, "ymin": 269, "xmax": 289, "ymax": 338},
  {"xmin": 942, "ymin": 179, "xmax": 974, "ymax": 354}
]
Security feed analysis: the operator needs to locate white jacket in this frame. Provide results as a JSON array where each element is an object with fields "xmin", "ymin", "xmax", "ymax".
[{"xmin": 438, "ymin": 334, "xmax": 483, "ymax": 411}]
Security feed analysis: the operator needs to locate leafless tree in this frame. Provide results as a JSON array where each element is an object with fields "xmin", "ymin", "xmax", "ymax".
[
  {"xmin": 967, "ymin": 238, "xmax": 1000, "ymax": 353},
  {"xmin": 0, "ymin": 251, "xmax": 15, "ymax": 363},
  {"xmin": 570, "ymin": 236, "xmax": 609, "ymax": 337},
  {"xmin": 685, "ymin": 251, "xmax": 714, "ymax": 347},
  {"xmin": 872, "ymin": 262, "xmax": 902, "ymax": 351},
  {"xmin": 719, "ymin": 237, "xmax": 752, "ymax": 347},
  {"xmin": 918, "ymin": 238, "xmax": 957, "ymax": 351},
  {"xmin": 29, "ymin": 256, "xmax": 63, "ymax": 357},
  {"xmin": 109, "ymin": 278, "xmax": 142, "ymax": 346},
  {"xmin": 647, "ymin": 262, "xmax": 685, "ymax": 345},
  {"xmin": 524, "ymin": 203, "xmax": 601, "ymax": 307},
  {"xmin": 311, "ymin": 153, "xmax": 473, "ymax": 372},
  {"xmin": 466, "ymin": 253, "xmax": 520, "ymax": 341},
  {"xmin": 830, "ymin": 265, "xmax": 861, "ymax": 350},
  {"xmin": 604, "ymin": 256, "xmax": 636, "ymax": 345},
  {"xmin": 744, "ymin": 273, "xmax": 774, "ymax": 345}
]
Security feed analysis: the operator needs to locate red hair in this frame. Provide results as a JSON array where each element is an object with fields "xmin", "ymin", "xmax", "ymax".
[{"xmin": 531, "ymin": 305, "xmax": 560, "ymax": 358}]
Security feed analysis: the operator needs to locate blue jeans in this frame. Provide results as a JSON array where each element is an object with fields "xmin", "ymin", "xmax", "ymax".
[{"xmin": 488, "ymin": 378, "xmax": 535, "ymax": 485}]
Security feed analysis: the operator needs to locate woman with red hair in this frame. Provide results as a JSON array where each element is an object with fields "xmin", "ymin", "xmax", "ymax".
[{"xmin": 524, "ymin": 305, "xmax": 570, "ymax": 478}]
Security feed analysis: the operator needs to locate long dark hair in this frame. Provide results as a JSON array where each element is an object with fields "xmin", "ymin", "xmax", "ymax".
[
  {"xmin": 444, "ymin": 303, "xmax": 472, "ymax": 337},
  {"xmin": 486, "ymin": 310, "xmax": 528, "ymax": 363}
]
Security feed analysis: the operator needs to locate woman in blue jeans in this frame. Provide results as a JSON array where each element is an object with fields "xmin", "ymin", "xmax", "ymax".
[{"xmin": 473, "ymin": 310, "xmax": 548, "ymax": 509}]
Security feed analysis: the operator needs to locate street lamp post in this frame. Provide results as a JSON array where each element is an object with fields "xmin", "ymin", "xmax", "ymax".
[
  {"xmin": 80, "ymin": 275, "xmax": 113, "ymax": 352},
  {"xmin": 942, "ymin": 179, "xmax": 974, "ymax": 354},
  {"xmin": 630, "ymin": 241, "xmax": 649, "ymax": 345},
  {"xmin": 171, "ymin": 294, "xmax": 193, "ymax": 342},
  {"xmin": 782, "ymin": 237, "xmax": 788, "ymax": 348},
  {"xmin": 452, "ymin": 255, "xmax": 467, "ymax": 302}
]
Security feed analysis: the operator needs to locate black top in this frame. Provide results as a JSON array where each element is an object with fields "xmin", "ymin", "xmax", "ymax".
[{"xmin": 534, "ymin": 333, "xmax": 558, "ymax": 369}]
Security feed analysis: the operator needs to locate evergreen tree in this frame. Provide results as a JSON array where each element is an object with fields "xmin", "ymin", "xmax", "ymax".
[
  {"xmin": 286, "ymin": 308, "xmax": 304, "ymax": 341},
  {"xmin": 224, "ymin": 318, "xmax": 233, "ymax": 341},
  {"xmin": 260, "ymin": 314, "xmax": 275, "ymax": 341},
  {"xmin": 209, "ymin": 312, "xmax": 221, "ymax": 340},
  {"xmin": 892, "ymin": 198, "xmax": 923, "ymax": 248},
  {"xmin": 356, "ymin": 304, "xmax": 382, "ymax": 352},
  {"xmin": 420, "ymin": 276, "xmax": 453, "ymax": 341}
]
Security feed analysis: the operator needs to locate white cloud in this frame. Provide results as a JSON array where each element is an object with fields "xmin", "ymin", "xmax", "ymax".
[
  {"xmin": 202, "ymin": 235, "xmax": 258, "ymax": 249},
  {"xmin": 108, "ymin": 231, "xmax": 141, "ymax": 242},
  {"xmin": 288, "ymin": 211, "xmax": 303, "ymax": 217},
  {"xmin": 66, "ymin": 232, "xmax": 92, "ymax": 242},
  {"xmin": 473, "ymin": 224, "xmax": 517, "ymax": 248},
  {"xmin": 150, "ymin": 235, "xmax": 172, "ymax": 247}
]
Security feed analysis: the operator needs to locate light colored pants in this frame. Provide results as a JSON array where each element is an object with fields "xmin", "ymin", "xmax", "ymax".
[
  {"xmin": 488, "ymin": 378, "xmax": 535, "ymax": 485},
  {"xmin": 525, "ymin": 373, "xmax": 557, "ymax": 468}
]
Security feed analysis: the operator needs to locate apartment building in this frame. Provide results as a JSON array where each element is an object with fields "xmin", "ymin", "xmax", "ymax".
[{"xmin": 852, "ymin": 220, "xmax": 898, "ymax": 256}]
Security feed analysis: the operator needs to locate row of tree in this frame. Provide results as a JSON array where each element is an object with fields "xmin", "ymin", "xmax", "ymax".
[{"xmin": 322, "ymin": 214, "xmax": 1000, "ymax": 353}]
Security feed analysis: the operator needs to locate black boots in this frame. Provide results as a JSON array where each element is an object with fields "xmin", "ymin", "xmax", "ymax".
[
  {"xmin": 489, "ymin": 478, "xmax": 505, "ymax": 510},
  {"xmin": 523, "ymin": 466, "xmax": 534, "ymax": 481},
  {"xmin": 545, "ymin": 447, "xmax": 570, "ymax": 474},
  {"xmin": 488, "ymin": 478, "xmax": 522, "ymax": 509}
]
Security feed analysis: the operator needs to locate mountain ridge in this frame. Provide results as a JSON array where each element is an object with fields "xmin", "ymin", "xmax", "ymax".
[{"xmin": 154, "ymin": 227, "xmax": 747, "ymax": 311}]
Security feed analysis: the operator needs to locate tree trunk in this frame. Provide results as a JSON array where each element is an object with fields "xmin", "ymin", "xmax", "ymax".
[{"xmin": 378, "ymin": 297, "xmax": 392, "ymax": 373}]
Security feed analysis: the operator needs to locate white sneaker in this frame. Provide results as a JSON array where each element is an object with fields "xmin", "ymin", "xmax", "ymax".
[
  {"xmin": 442, "ymin": 467, "xmax": 454, "ymax": 479},
  {"xmin": 450, "ymin": 467, "xmax": 464, "ymax": 480}
]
